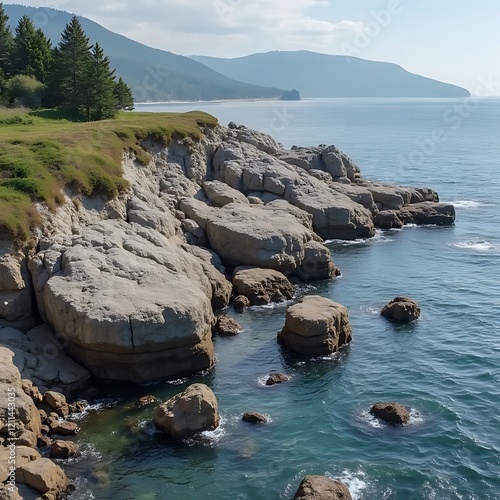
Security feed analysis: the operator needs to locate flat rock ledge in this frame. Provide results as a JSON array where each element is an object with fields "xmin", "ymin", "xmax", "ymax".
[
  {"xmin": 278, "ymin": 296, "xmax": 352, "ymax": 356},
  {"xmin": 153, "ymin": 383, "xmax": 219, "ymax": 440},
  {"xmin": 370, "ymin": 402, "xmax": 411, "ymax": 426},
  {"xmin": 381, "ymin": 297, "xmax": 421, "ymax": 323},
  {"xmin": 293, "ymin": 475, "xmax": 352, "ymax": 500}
]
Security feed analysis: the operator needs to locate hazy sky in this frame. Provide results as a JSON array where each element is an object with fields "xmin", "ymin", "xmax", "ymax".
[{"xmin": 6, "ymin": 0, "xmax": 500, "ymax": 93}]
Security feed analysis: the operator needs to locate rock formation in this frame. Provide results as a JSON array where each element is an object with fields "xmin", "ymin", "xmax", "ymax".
[
  {"xmin": 381, "ymin": 297, "xmax": 421, "ymax": 323},
  {"xmin": 232, "ymin": 267, "xmax": 294, "ymax": 305},
  {"xmin": 278, "ymin": 296, "xmax": 352, "ymax": 356},
  {"xmin": 370, "ymin": 402, "xmax": 411, "ymax": 425},
  {"xmin": 0, "ymin": 119, "xmax": 454, "ymax": 387},
  {"xmin": 153, "ymin": 383, "xmax": 219, "ymax": 439},
  {"xmin": 292, "ymin": 475, "xmax": 352, "ymax": 500}
]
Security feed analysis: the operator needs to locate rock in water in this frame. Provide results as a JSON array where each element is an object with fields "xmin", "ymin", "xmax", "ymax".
[
  {"xmin": 233, "ymin": 295, "xmax": 251, "ymax": 312},
  {"xmin": 278, "ymin": 296, "xmax": 352, "ymax": 356},
  {"xmin": 293, "ymin": 475, "xmax": 352, "ymax": 500},
  {"xmin": 49, "ymin": 440, "xmax": 81, "ymax": 459},
  {"xmin": 153, "ymin": 383, "xmax": 219, "ymax": 439},
  {"xmin": 242, "ymin": 412, "xmax": 268, "ymax": 424},
  {"xmin": 134, "ymin": 395, "xmax": 158, "ymax": 408},
  {"xmin": 381, "ymin": 297, "xmax": 421, "ymax": 323},
  {"xmin": 232, "ymin": 267, "xmax": 294, "ymax": 305},
  {"xmin": 265, "ymin": 373, "xmax": 290, "ymax": 386},
  {"xmin": 370, "ymin": 402, "xmax": 410, "ymax": 425},
  {"xmin": 214, "ymin": 316, "xmax": 242, "ymax": 336}
]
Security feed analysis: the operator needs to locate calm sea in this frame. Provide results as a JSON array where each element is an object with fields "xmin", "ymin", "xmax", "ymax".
[{"xmin": 67, "ymin": 99, "xmax": 500, "ymax": 500}]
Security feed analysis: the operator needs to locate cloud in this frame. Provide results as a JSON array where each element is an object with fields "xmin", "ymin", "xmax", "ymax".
[{"xmin": 11, "ymin": 0, "xmax": 363, "ymax": 56}]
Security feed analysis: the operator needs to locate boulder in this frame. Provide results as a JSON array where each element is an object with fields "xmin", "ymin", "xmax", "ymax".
[
  {"xmin": 293, "ymin": 475, "xmax": 352, "ymax": 500},
  {"xmin": 381, "ymin": 297, "xmax": 421, "ymax": 323},
  {"xmin": 232, "ymin": 267, "xmax": 294, "ymax": 305},
  {"xmin": 0, "ymin": 486, "xmax": 23, "ymax": 500},
  {"xmin": 295, "ymin": 241, "xmax": 340, "ymax": 281},
  {"xmin": 135, "ymin": 395, "xmax": 158, "ymax": 408},
  {"xmin": 242, "ymin": 412, "xmax": 268, "ymax": 424},
  {"xmin": 40, "ymin": 220, "xmax": 215, "ymax": 383},
  {"xmin": 214, "ymin": 316, "xmax": 242, "ymax": 336},
  {"xmin": 49, "ymin": 421, "xmax": 80, "ymax": 436},
  {"xmin": 206, "ymin": 204, "xmax": 313, "ymax": 274},
  {"xmin": 43, "ymin": 392, "xmax": 67, "ymax": 413},
  {"xmin": 49, "ymin": 440, "xmax": 81, "ymax": 459},
  {"xmin": 278, "ymin": 296, "xmax": 352, "ymax": 356},
  {"xmin": 0, "ymin": 446, "xmax": 40, "ymax": 483},
  {"xmin": 370, "ymin": 402, "xmax": 410, "ymax": 425},
  {"xmin": 16, "ymin": 458, "xmax": 68, "ymax": 496},
  {"xmin": 203, "ymin": 180, "xmax": 249, "ymax": 207},
  {"xmin": 265, "ymin": 373, "xmax": 290, "ymax": 386},
  {"xmin": 153, "ymin": 383, "xmax": 219, "ymax": 439},
  {"xmin": 233, "ymin": 295, "xmax": 251, "ymax": 312}
]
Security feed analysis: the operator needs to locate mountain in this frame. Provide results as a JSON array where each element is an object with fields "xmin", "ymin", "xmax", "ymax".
[
  {"xmin": 3, "ymin": 4, "xmax": 282, "ymax": 102},
  {"xmin": 192, "ymin": 51, "xmax": 471, "ymax": 98}
]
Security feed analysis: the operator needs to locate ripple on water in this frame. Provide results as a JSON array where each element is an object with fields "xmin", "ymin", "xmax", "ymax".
[{"xmin": 449, "ymin": 240, "xmax": 498, "ymax": 252}]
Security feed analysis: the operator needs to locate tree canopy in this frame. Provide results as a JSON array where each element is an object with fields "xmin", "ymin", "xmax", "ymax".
[{"xmin": 0, "ymin": 8, "xmax": 134, "ymax": 120}]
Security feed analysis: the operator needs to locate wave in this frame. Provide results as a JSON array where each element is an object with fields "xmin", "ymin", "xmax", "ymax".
[
  {"xmin": 183, "ymin": 415, "xmax": 228, "ymax": 447},
  {"xmin": 326, "ymin": 231, "xmax": 393, "ymax": 246},
  {"xmin": 328, "ymin": 470, "xmax": 369, "ymax": 500},
  {"xmin": 450, "ymin": 240, "xmax": 498, "ymax": 252},
  {"xmin": 448, "ymin": 200, "xmax": 496, "ymax": 209}
]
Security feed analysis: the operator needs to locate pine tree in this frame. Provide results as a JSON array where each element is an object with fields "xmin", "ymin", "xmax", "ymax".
[
  {"xmin": 0, "ymin": 3, "xmax": 14, "ymax": 77},
  {"xmin": 13, "ymin": 15, "xmax": 52, "ymax": 83},
  {"xmin": 114, "ymin": 77, "xmax": 134, "ymax": 110},
  {"xmin": 55, "ymin": 16, "xmax": 91, "ymax": 113},
  {"xmin": 86, "ymin": 42, "xmax": 117, "ymax": 121}
]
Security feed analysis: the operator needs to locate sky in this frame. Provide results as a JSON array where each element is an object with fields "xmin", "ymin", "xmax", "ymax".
[{"xmin": 5, "ymin": 0, "xmax": 500, "ymax": 93}]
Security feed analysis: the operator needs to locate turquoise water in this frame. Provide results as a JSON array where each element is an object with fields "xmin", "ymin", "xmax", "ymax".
[{"xmin": 67, "ymin": 99, "xmax": 500, "ymax": 499}]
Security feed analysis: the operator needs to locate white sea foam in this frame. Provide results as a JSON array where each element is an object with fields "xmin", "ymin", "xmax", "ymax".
[
  {"xmin": 450, "ymin": 240, "xmax": 496, "ymax": 252},
  {"xmin": 69, "ymin": 401, "xmax": 115, "ymax": 421},
  {"xmin": 166, "ymin": 377, "xmax": 189, "ymax": 385},
  {"xmin": 449, "ymin": 200, "xmax": 495, "ymax": 209},
  {"xmin": 408, "ymin": 408, "xmax": 424, "ymax": 425},
  {"xmin": 326, "ymin": 231, "xmax": 393, "ymax": 246},
  {"xmin": 183, "ymin": 415, "xmax": 228, "ymax": 447},
  {"xmin": 327, "ymin": 470, "xmax": 369, "ymax": 500}
]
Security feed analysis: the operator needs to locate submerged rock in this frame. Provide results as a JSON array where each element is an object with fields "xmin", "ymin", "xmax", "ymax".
[
  {"xmin": 232, "ymin": 267, "xmax": 294, "ymax": 305},
  {"xmin": 242, "ymin": 412, "xmax": 268, "ymax": 424},
  {"xmin": 293, "ymin": 475, "xmax": 352, "ymax": 500},
  {"xmin": 134, "ymin": 395, "xmax": 158, "ymax": 408},
  {"xmin": 278, "ymin": 296, "xmax": 352, "ymax": 356},
  {"xmin": 370, "ymin": 402, "xmax": 410, "ymax": 425},
  {"xmin": 153, "ymin": 383, "xmax": 219, "ymax": 440},
  {"xmin": 265, "ymin": 373, "xmax": 290, "ymax": 386},
  {"xmin": 381, "ymin": 297, "xmax": 421, "ymax": 323}
]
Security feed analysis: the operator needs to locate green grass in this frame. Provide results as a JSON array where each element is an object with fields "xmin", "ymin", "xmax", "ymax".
[{"xmin": 0, "ymin": 108, "xmax": 218, "ymax": 242}]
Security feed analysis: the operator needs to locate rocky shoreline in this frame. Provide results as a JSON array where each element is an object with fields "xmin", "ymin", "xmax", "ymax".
[{"xmin": 0, "ymin": 119, "xmax": 455, "ymax": 498}]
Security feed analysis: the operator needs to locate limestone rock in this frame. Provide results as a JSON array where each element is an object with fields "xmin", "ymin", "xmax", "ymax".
[
  {"xmin": 153, "ymin": 383, "xmax": 219, "ymax": 439},
  {"xmin": 49, "ymin": 440, "xmax": 80, "ymax": 459},
  {"xmin": 295, "ymin": 241, "xmax": 340, "ymax": 281},
  {"xmin": 16, "ymin": 458, "xmax": 68, "ymax": 495},
  {"xmin": 370, "ymin": 402, "xmax": 410, "ymax": 425},
  {"xmin": 293, "ymin": 475, "xmax": 352, "ymax": 500},
  {"xmin": 214, "ymin": 316, "xmax": 242, "ymax": 336},
  {"xmin": 278, "ymin": 296, "xmax": 352, "ymax": 356},
  {"xmin": 203, "ymin": 180, "xmax": 249, "ymax": 207},
  {"xmin": 0, "ymin": 446, "xmax": 40, "ymax": 483},
  {"xmin": 374, "ymin": 211, "xmax": 404, "ymax": 229},
  {"xmin": 381, "ymin": 297, "xmax": 421, "ymax": 323},
  {"xmin": 242, "ymin": 412, "xmax": 268, "ymax": 424},
  {"xmin": 41, "ymin": 220, "xmax": 215, "ymax": 382},
  {"xmin": 232, "ymin": 267, "xmax": 294, "ymax": 305},
  {"xmin": 206, "ymin": 204, "xmax": 312, "ymax": 274}
]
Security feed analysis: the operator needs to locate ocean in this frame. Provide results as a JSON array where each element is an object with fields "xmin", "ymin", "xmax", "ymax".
[{"xmin": 67, "ymin": 98, "xmax": 500, "ymax": 499}]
